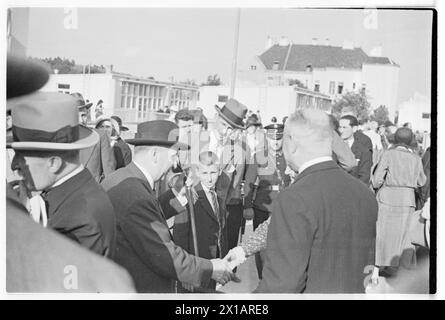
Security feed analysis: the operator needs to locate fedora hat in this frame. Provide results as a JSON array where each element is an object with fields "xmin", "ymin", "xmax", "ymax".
[
  {"xmin": 126, "ymin": 120, "xmax": 189, "ymax": 150},
  {"xmin": 214, "ymin": 98, "xmax": 248, "ymax": 129},
  {"xmin": 111, "ymin": 115, "xmax": 129, "ymax": 131},
  {"xmin": 70, "ymin": 92, "xmax": 93, "ymax": 111},
  {"xmin": 7, "ymin": 92, "xmax": 99, "ymax": 151},
  {"xmin": 7, "ymin": 55, "xmax": 50, "ymax": 100}
]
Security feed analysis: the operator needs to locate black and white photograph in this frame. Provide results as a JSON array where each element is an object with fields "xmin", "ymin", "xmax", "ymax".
[{"xmin": 2, "ymin": 0, "xmax": 439, "ymax": 302}]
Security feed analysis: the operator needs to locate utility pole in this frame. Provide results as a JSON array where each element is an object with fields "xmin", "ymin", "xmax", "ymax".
[{"xmin": 229, "ymin": 8, "xmax": 241, "ymax": 99}]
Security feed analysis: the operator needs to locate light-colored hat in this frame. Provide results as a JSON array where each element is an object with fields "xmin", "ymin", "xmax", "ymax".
[
  {"xmin": 214, "ymin": 98, "xmax": 248, "ymax": 129},
  {"xmin": 7, "ymin": 92, "xmax": 99, "ymax": 151}
]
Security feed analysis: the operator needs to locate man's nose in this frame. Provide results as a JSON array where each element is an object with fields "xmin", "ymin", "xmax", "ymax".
[{"xmin": 11, "ymin": 153, "xmax": 23, "ymax": 172}]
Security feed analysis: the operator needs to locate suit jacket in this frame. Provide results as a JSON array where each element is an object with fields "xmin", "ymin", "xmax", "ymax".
[
  {"xmin": 7, "ymin": 196, "xmax": 134, "ymax": 293},
  {"xmin": 256, "ymin": 160, "xmax": 377, "ymax": 293},
  {"xmin": 80, "ymin": 129, "xmax": 116, "ymax": 183},
  {"xmin": 44, "ymin": 168, "xmax": 116, "ymax": 258},
  {"xmin": 113, "ymin": 137, "xmax": 132, "ymax": 169},
  {"xmin": 350, "ymin": 138, "xmax": 373, "ymax": 185},
  {"xmin": 160, "ymin": 183, "xmax": 228, "ymax": 261},
  {"xmin": 210, "ymin": 134, "xmax": 251, "ymax": 206},
  {"xmin": 101, "ymin": 162, "xmax": 213, "ymax": 293}
]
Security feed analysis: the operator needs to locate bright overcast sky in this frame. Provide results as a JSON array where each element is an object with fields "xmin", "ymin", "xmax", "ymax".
[{"xmin": 25, "ymin": 7, "xmax": 433, "ymax": 105}]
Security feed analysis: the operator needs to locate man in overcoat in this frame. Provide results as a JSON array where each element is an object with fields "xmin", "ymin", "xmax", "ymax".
[
  {"xmin": 101, "ymin": 120, "xmax": 236, "ymax": 293},
  {"xmin": 256, "ymin": 109, "xmax": 378, "ymax": 293},
  {"xmin": 8, "ymin": 92, "xmax": 116, "ymax": 258}
]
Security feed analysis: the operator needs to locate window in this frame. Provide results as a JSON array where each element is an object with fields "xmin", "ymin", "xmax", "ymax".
[
  {"xmin": 250, "ymin": 65, "xmax": 257, "ymax": 70},
  {"xmin": 361, "ymin": 83, "xmax": 367, "ymax": 94},
  {"xmin": 314, "ymin": 82, "xmax": 320, "ymax": 92},
  {"xmin": 422, "ymin": 113, "xmax": 430, "ymax": 119},
  {"xmin": 58, "ymin": 83, "xmax": 70, "ymax": 89},
  {"xmin": 218, "ymin": 95, "xmax": 228, "ymax": 103},
  {"xmin": 337, "ymin": 82, "xmax": 344, "ymax": 94},
  {"xmin": 329, "ymin": 81, "xmax": 335, "ymax": 94},
  {"xmin": 352, "ymin": 82, "xmax": 356, "ymax": 90}
]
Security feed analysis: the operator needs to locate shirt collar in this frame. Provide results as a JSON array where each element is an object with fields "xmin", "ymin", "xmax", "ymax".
[
  {"xmin": 133, "ymin": 160, "xmax": 155, "ymax": 189},
  {"xmin": 347, "ymin": 136, "xmax": 354, "ymax": 148},
  {"xmin": 201, "ymin": 183, "xmax": 215, "ymax": 194},
  {"xmin": 298, "ymin": 156, "xmax": 333, "ymax": 174},
  {"xmin": 51, "ymin": 165, "xmax": 84, "ymax": 188}
]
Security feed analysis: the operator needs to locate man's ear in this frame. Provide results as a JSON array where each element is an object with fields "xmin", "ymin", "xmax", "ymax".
[{"xmin": 47, "ymin": 156, "xmax": 65, "ymax": 174}]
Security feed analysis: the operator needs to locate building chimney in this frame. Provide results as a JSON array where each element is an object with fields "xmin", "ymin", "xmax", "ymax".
[
  {"xmin": 325, "ymin": 38, "xmax": 330, "ymax": 46},
  {"xmin": 342, "ymin": 40, "xmax": 354, "ymax": 50},
  {"xmin": 279, "ymin": 36, "xmax": 290, "ymax": 46},
  {"xmin": 265, "ymin": 36, "xmax": 274, "ymax": 50},
  {"xmin": 369, "ymin": 45, "xmax": 383, "ymax": 57},
  {"xmin": 312, "ymin": 38, "xmax": 318, "ymax": 45}
]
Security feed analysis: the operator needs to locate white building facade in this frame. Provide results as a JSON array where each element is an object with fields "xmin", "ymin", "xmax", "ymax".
[
  {"xmin": 238, "ymin": 38, "xmax": 400, "ymax": 120},
  {"xmin": 40, "ymin": 72, "xmax": 200, "ymax": 123}
]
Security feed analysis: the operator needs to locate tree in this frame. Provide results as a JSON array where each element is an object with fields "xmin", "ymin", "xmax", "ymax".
[
  {"xmin": 202, "ymin": 74, "xmax": 221, "ymax": 86},
  {"xmin": 370, "ymin": 105, "xmax": 389, "ymax": 125},
  {"xmin": 288, "ymin": 79, "xmax": 307, "ymax": 88},
  {"xmin": 332, "ymin": 91, "xmax": 371, "ymax": 121},
  {"xmin": 30, "ymin": 57, "xmax": 106, "ymax": 74}
]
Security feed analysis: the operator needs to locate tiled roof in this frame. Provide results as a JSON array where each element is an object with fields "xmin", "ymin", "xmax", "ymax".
[{"xmin": 259, "ymin": 44, "xmax": 398, "ymax": 71}]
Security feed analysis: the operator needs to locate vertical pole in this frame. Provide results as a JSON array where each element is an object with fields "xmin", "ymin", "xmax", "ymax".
[{"xmin": 229, "ymin": 8, "xmax": 241, "ymax": 99}]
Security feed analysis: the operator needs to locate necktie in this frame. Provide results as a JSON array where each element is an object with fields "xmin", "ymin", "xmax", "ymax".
[
  {"xmin": 209, "ymin": 188, "xmax": 220, "ymax": 217},
  {"xmin": 28, "ymin": 192, "xmax": 48, "ymax": 227}
]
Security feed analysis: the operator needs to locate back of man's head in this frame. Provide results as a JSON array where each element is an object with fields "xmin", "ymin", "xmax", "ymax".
[{"xmin": 286, "ymin": 108, "xmax": 333, "ymax": 156}]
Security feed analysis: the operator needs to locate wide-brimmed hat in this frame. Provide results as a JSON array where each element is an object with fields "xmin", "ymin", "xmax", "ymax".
[
  {"xmin": 111, "ymin": 115, "xmax": 129, "ymax": 131},
  {"xmin": 70, "ymin": 92, "xmax": 93, "ymax": 111},
  {"xmin": 125, "ymin": 120, "xmax": 189, "ymax": 150},
  {"xmin": 7, "ymin": 55, "xmax": 50, "ymax": 100},
  {"xmin": 7, "ymin": 92, "xmax": 99, "ymax": 151},
  {"xmin": 214, "ymin": 98, "xmax": 248, "ymax": 129},
  {"xmin": 264, "ymin": 123, "xmax": 284, "ymax": 140}
]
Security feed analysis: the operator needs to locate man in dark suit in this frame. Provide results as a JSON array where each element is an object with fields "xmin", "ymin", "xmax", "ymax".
[
  {"xmin": 101, "ymin": 120, "xmax": 237, "ymax": 293},
  {"xmin": 256, "ymin": 109, "xmax": 378, "ymax": 293},
  {"xmin": 6, "ymin": 54, "xmax": 133, "ymax": 293},
  {"xmin": 8, "ymin": 92, "xmax": 116, "ymax": 258},
  {"xmin": 339, "ymin": 115, "xmax": 373, "ymax": 185}
]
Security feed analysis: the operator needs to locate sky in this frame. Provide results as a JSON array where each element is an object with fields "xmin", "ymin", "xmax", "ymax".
[{"xmin": 24, "ymin": 7, "xmax": 433, "ymax": 105}]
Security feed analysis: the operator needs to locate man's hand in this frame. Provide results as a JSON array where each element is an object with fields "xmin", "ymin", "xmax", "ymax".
[
  {"xmin": 210, "ymin": 259, "xmax": 241, "ymax": 285},
  {"xmin": 243, "ymin": 208, "xmax": 254, "ymax": 220},
  {"xmin": 223, "ymin": 246, "xmax": 247, "ymax": 270}
]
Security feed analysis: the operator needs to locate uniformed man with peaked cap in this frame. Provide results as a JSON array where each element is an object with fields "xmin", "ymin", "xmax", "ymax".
[{"xmin": 243, "ymin": 123, "xmax": 291, "ymax": 279}]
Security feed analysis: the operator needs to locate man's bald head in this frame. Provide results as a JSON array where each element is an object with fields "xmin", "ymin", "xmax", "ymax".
[{"xmin": 283, "ymin": 109, "xmax": 333, "ymax": 171}]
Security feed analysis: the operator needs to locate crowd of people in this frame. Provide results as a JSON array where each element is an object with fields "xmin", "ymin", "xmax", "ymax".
[{"xmin": 6, "ymin": 55, "xmax": 431, "ymax": 294}]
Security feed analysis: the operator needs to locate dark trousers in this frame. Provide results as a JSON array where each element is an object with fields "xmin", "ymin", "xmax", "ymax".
[
  {"xmin": 253, "ymin": 208, "xmax": 270, "ymax": 279},
  {"xmin": 226, "ymin": 203, "xmax": 244, "ymax": 251}
]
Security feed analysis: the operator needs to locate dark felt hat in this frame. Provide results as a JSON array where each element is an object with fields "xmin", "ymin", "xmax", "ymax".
[
  {"xmin": 7, "ymin": 55, "xmax": 50, "ymax": 100},
  {"xmin": 125, "ymin": 120, "xmax": 189, "ymax": 150}
]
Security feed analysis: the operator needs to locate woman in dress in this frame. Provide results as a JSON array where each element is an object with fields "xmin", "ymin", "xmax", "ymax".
[{"xmin": 371, "ymin": 127, "xmax": 427, "ymax": 275}]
